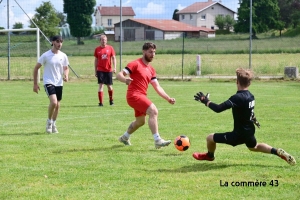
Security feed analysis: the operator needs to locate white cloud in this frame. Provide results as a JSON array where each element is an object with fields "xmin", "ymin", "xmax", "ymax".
[
  {"xmin": 177, "ymin": 4, "xmax": 186, "ymax": 11},
  {"xmin": 135, "ymin": 2, "xmax": 165, "ymax": 15}
]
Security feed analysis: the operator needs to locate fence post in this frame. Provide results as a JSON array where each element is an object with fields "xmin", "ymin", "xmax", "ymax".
[
  {"xmin": 284, "ymin": 66, "xmax": 298, "ymax": 79},
  {"xmin": 196, "ymin": 55, "xmax": 201, "ymax": 76}
]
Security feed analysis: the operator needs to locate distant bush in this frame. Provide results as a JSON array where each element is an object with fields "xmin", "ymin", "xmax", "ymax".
[{"xmin": 216, "ymin": 30, "xmax": 231, "ymax": 35}]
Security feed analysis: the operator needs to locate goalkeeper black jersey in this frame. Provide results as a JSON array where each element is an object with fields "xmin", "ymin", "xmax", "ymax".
[{"xmin": 208, "ymin": 90, "xmax": 255, "ymax": 137}]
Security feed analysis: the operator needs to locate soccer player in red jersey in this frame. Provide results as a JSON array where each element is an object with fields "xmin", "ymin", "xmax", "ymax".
[
  {"xmin": 94, "ymin": 34, "xmax": 117, "ymax": 106},
  {"xmin": 116, "ymin": 42, "xmax": 176, "ymax": 149}
]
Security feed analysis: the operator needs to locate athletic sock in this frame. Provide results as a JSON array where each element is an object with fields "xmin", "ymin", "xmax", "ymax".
[
  {"xmin": 153, "ymin": 133, "xmax": 161, "ymax": 141},
  {"xmin": 271, "ymin": 148, "xmax": 278, "ymax": 155},
  {"xmin": 98, "ymin": 91, "xmax": 103, "ymax": 103},
  {"xmin": 207, "ymin": 151, "xmax": 215, "ymax": 158},
  {"xmin": 108, "ymin": 90, "xmax": 113, "ymax": 101},
  {"xmin": 124, "ymin": 132, "xmax": 131, "ymax": 139}
]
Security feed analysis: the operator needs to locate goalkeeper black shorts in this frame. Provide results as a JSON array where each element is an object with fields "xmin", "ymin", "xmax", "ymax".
[{"xmin": 213, "ymin": 131, "xmax": 257, "ymax": 148}]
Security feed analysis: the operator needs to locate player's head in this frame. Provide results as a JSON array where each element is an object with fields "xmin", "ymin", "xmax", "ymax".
[
  {"xmin": 100, "ymin": 34, "xmax": 107, "ymax": 46},
  {"xmin": 142, "ymin": 42, "xmax": 156, "ymax": 62},
  {"xmin": 236, "ymin": 68, "xmax": 253, "ymax": 87},
  {"xmin": 51, "ymin": 35, "xmax": 63, "ymax": 49}
]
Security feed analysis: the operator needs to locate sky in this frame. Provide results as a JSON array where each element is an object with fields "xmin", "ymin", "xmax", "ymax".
[{"xmin": 0, "ymin": 0, "xmax": 239, "ymax": 29}]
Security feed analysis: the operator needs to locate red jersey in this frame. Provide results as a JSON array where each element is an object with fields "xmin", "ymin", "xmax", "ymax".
[
  {"xmin": 126, "ymin": 58, "xmax": 156, "ymax": 96},
  {"xmin": 94, "ymin": 45, "xmax": 115, "ymax": 72}
]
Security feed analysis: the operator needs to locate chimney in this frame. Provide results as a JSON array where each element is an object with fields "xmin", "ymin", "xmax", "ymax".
[{"xmin": 100, "ymin": 4, "xmax": 102, "ymax": 10}]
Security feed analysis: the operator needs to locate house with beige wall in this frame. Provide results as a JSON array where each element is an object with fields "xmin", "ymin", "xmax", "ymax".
[
  {"xmin": 176, "ymin": 0, "xmax": 235, "ymax": 30},
  {"xmin": 94, "ymin": 5, "xmax": 135, "ymax": 31}
]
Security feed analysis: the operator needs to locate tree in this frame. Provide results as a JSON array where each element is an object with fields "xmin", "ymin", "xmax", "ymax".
[
  {"xmin": 215, "ymin": 15, "xmax": 235, "ymax": 31},
  {"xmin": 234, "ymin": 0, "xmax": 282, "ymax": 37},
  {"xmin": 172, "ymin": 9, "xmax": 179, "ymax": 21},
  {"xmin": 29, "ymin": 1, "xmax": 60, "ymax": 38},
  {"xmin": 56, "ymin": 11, "xmax": 67, "ymax": 27},
  {"xmin": 12, "ymin": 22, "xmax": 23, "ymax": 35},
  {"xmin": 224, "ymin": 15, "xmax": 235, "ymax": 31},
  {"xmin": 278, "ymin": 0, "xmax": 300, "ymax": 28},
  {"xmin": 63, "ymin": 0, "xmax": 96, "ymax": 45},
  {"xmin": 215, "ymin": 15, "xmax": 225, "ymax": 30}
]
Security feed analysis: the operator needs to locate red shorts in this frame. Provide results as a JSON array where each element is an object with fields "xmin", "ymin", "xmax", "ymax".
[{"xmin": 126, "ymin": 94, "xmax": 152, "ymax": 117}]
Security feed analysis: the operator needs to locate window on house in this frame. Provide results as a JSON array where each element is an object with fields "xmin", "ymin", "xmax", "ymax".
[
  {"xmin": 211, "ymin": 26, "xmax": 214, "ymax": 30},
  {"xmin": 211, "ymin": 7, "xmax": 214, "ymax": 10},
  {"xmin": 181, "ymin": 15, "xmax": 185, "ymax": 20},
  {"xmin": 108, "ymin": 19, "xmax": 112, "ymax": 26},
  {"xmin": 218, "ymin": 14, "xmax": 224, "ymax": 17},
  {"xmin": 190, "ymin": 14, "xmax": 193, "ymax": 20},
  {"xmin": 201, "ymin": 14, "xmax": 206, "ymax": 20}
]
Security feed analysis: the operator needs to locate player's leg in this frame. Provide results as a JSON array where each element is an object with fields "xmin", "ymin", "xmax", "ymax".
[
  {"xmin": 193, "ymin": 133, "xmax": 216, "ymax": 161},
  {"xmin": 44, "ymin": 84, "xmax": 58, "ymax": 133},
  {"xmin": 97, "ymin": 71, "xmax": 104, "ymax": 106},
  {"xmin": 51, "ymin": 86, "xmax": 62, "ymax": 133},
  {"xmin": 106, "ymin": 72, "xmax": 114, "ymax": 105},
  {"xmin": 119, "ymin": 116, "xmax": 146, "ymax": 145},
  {"xmin": 248, "ymin": 142, "xmax": 296, "ymax": 165},
  {"xmin": 146, "ymin": 103, "xmax": 171, "ymax": 149}
]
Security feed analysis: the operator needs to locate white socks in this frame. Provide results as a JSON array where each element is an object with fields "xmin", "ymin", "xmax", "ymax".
[
  {"xmin": 124, "ymin": 132, "xmax": 131, "ymax": 139},
  {"xmin": 153, "ymin": 133, "xmax": 161, "ymax": 141}
]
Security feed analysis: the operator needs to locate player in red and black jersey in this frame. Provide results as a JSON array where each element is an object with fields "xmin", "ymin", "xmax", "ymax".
[
  {"xmin": 117, "ymin": 42, "xmax": 176, "ymax": 149},
  {"xmin": 193, "ymin": 68, "xmax": 296, "ymax": 165}
]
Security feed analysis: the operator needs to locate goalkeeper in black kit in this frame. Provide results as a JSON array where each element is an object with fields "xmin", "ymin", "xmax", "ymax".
[{"xmin": 193, "ymin": 68, "xmax": 296, "ymax": 166}]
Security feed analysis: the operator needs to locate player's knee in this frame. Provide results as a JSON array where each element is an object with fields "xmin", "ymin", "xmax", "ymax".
[
  {"xmin": 147, "ymin": 104, "xmax": 158, "ymax": 116},
  {"xmin": 206, "ymin": 134, "xmax": 214, "ymax": 143}
]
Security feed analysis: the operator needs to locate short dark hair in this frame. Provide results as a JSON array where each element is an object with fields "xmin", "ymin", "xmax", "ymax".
[
  {"xmin": 51, "ymin": 35, "xmax": 63, "ymax": 42},
  {"xmin": 142, "ymin": 42, "xmax": 156, "ymax": 50},
  {"xmin": 236, "ymin": 68, "xmax": 253, "ymax": 87}
]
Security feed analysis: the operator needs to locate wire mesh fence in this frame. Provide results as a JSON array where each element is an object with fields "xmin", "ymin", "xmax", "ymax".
[{"xmin": 0, "ymin": 0, "xmax": 299, "ymax": 80}]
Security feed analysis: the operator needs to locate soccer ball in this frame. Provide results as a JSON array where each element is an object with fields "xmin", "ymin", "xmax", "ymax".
[{"xmin": 174, "ymin": 135, "xmax": 190, "ymax": 151}]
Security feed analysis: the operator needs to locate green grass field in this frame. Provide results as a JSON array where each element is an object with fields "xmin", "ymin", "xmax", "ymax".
[
  {"xmin": 0, "ymin": 79, "xmax": 299, "ymax": 199},
  {"xmin": 1, "ymin": 53, "xmax": 300, "ymax": 80}
]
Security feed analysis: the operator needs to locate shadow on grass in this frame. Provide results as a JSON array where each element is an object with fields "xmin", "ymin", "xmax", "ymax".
[
  {"xmin": 146, "ymin": 162, "xmax": 277, "ymax": 173},
  {"xmin": 52, "ymin": 144, "xmax": 129, "ymax": 153},
  {"xmin": 0, "ymin": 132, "xmax": 45, "ymax": 136}
]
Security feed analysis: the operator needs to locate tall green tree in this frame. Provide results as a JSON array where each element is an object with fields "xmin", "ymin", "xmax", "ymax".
[
  {"xmin": 234, "ymin": 0, "xmax": 282, "ymax": 37},
  {"xmin": 29, "ymin": 1, "xmax": 60, "ymax": 38},
  {"xmin": 278, "ymin": 0, "xmax": 300, "ymax": 28},
  {"xmin": 172, "ymin": 9, "xmax": 179, "ymax": 21},
  {"xmin": 63, "ymin": 0, "xmax": 96, "ymax": 45}
]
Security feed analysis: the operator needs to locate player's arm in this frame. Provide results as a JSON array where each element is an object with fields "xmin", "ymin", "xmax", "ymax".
[
  {"xmin": 151, "ymin": 79, "xmax": 175, "ymax": 104},
  {"xmin": 207, "ymin": 101, "xmax": 232, "ymax": 113},
  {"xmin": 33, "ymin": 63, "xmax": 42, "ymax": 94},
  {"xmin": 194, "ymin": 91, "xmax": 231, "ymax": 113},
  {"xmin": 112, "ymin": 55, "xmax": 117, "ymax": 73},
  {"xmin": 116, "ymin": 68, "xmax": 132, "ymax": 85},
  {"xmin": 94, "ymin": 58, "xmax": 98, "ymax": 77},
  {"xmin": 63, "ymin": 65, "xmax": 69, "ymax": 82}
]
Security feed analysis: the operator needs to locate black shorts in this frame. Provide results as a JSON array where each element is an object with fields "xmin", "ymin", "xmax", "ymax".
[
  {"xmin": 213, "ymin": 131, "xmax": 257, "ymax": 148},
  {"xmin": 97, "ymin": 71, "xmax": 113, "ymax": 85},
  {"xmin": 44, "ymin": 84, "xmax": 63, "ymax": 101}
]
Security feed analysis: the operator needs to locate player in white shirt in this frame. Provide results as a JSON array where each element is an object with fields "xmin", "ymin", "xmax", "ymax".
[{"xmin": 33, "ymin": 35, "xmax": 69, "ymax": 133}]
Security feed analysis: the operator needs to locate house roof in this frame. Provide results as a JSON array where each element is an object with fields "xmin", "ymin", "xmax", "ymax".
[
  {"xmin": 94, "ymin": 5, "xmax": 135, "ymax": 16},
  {"xmin": 177, "ymin": 1, "xmax": 236, "ymax": 14},
  {"xmin": 128, "ymin": 19, "xmax": 215, "ymax": 33}
]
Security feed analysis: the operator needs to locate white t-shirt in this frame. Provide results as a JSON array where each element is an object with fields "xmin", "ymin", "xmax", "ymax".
[{"xmin": 38, "ymin": 50, "xmax": 69, "ymax": 86}]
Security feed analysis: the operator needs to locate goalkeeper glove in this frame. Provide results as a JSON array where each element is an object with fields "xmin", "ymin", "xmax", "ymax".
[
  {"xmin": 194, "ymin": 92, "xmax": 210, "ymax": 106},
  {"xmin": 251, "ymin": 113, "xmax": 261, "ymax": 128}
]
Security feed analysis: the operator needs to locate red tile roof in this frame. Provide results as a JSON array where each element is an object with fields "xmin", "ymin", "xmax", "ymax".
[
  {"xmin": 177, "ymin": 1, "xmax": 235, "ymax": 14},
  {"xmin": 95, "ymin": 6, "xmax": 135, "ymax": 16},
  {"xmin": 130, "ymin": 19, "xmax": 214, "ymax": 33}
]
